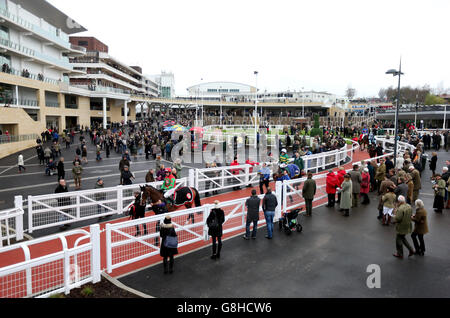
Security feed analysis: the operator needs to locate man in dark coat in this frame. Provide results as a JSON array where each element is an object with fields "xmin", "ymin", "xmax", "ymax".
[
  {"xmin": 55, "ymin": 179, "xmax": 70, "ymax": 230},
  {"xmin": 262, "ymin": 187, "xmax": 278, "ymax": 239},
  {"xmin": 243, "ymin": 190, "xmax": 261, "ymax": 240},
  {"xmin": 302, "ymin": 172, "xmax": 316, "ymax": 216},
  {"xmin": 57, "ymin": 157, "xmax": 65, "ymax": 181},
  {"xmin": 207, "ymin": 201, "xmax": 225, "ymax": 259}
]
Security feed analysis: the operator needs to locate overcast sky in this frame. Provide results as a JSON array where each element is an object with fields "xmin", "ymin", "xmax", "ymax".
[{"xmin": 49, "ymin": 0, "xmax": 450, "ymax": 97}]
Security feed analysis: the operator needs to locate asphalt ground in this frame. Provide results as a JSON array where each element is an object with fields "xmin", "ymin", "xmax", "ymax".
[{"xmin": 118, "ymin": 148, "xmax": 450, "ymax": 298}]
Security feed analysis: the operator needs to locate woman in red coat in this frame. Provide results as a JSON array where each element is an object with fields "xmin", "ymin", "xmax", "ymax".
[
  {"xmin": 360, "ymin": 168, "xmax": 371, "ymax": 205},
  {"xmin": 326, "ymin": 170, "xmax": 338, "ymax": 207},
  {"xmin": 336, "ymin": 167, "xmax": 346, "ymax": 204}
]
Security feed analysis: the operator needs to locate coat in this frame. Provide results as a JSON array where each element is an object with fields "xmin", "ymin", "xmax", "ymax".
[
  {"xmin": 412, "ymin": 207, "xmax": 428, "ymax": 235},
  {"xmin": 375, "ymin": 163, "xmax": 386, "ymax": 181},
  {"xmin": 326, "ymin": 172, "xmax": 338, "ymax": 194},
  {"xmin": 337, "ymin": 170, "xmax": 346, "ymax": 187},
  {"xmin": 360, "ymin": 172, "xmax": 370, "ymax": 194},
  {"xmin": 350, "ymin": 170, "xmax": 362, "ymax": 194},
  {"xmin": 262, "ymin": 192, "xmax": 278, "ymax": 212},
  {"xmin": 207, "ymin": 208, "xmax": 225, "ymax": 237},
  {"xmin": 246, "ymin": 195, "xmax": 261, "ymax": 221},
  {"xmin": 302, "ymin": 178, "xmax": 317, "ymax": 200},
  {"xmin": 160, "ymin": 223, "xmax": 178, "ymax": 257},
  {"xmin": 340, "ymin": 180, "xmax": 352, "ymax": 210},
  {"xmin": 411, "ymin": 169, "xmax": 421, "ymax": 190},
  {"xmin": 382, "ymin": 192, "xmax": 396, "ymax": 209},
  {"xmin": 429, "ymin": 155, "xmax": 437, "ymax": 171},
  {"xmin": 394, "ymin": 203, "xmax": 413, "ymax": 235}
]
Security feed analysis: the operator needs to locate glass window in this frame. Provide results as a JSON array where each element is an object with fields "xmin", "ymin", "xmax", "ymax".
[
  {"xmin": 0, "ymin": 26, "xmax": 9, "ymax": 40},
  {"xmin": 0, "ymin": 53, "xmax": 11, "ymax": 67}
]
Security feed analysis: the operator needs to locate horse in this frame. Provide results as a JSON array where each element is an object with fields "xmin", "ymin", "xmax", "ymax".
[{"xmin": 140, "ymin": 185, "xmax": 201, "ymax": 212}]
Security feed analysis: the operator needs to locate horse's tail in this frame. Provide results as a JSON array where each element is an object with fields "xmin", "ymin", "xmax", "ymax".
[{"xmin": 192, "ymin": 188, "xmax": 201, "ymax": 207}]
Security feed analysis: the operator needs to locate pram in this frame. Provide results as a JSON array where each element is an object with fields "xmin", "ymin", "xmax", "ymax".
[{"xmin": 278, "ymin": 208, "xmax": 303, "ymax": 235}]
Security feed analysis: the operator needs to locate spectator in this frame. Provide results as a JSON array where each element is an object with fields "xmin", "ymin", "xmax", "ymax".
[
  {"xmin": 326, "ymin": 169, "xmax": 338, "ymax": 208},
  {"xmin": 340, "ymin": 174, "xmax": 352, "ymax": 217},
  {"xmin": 131, "ymin": 191, "xmax": 147, "ymax": 236},
  {"xmin": 160, "ymin": 216, "xmax": 178, "ymax": 274},
  {"xmin": 95, "ymin": 178, "xmax": 107, "ymax": 219},
  {"xmin": 392, "ymin": 196, "xmax": 415, "ymax": 259},
  {"xmin": 207, "ymin": 201, "xmax": 225, "ymax": 260},
  {"xmin": 72, "ymin": 161, "xmax": 83, "ymax": 190},
  {"xmin": 121, "ymin": 166, "xmax": 135, "ymax": 185},
  {"xmin": 57, "ymin": 157, "xmax": 65, "ymax": 181},
  {"xmin": 302, "ymin": 172, "xmax": 316, "ymax": 216},
  {"xmin": 243, "ymin": 190, "xmax": 261, "ymax": 240},
  {"xmin": 381, "ymin": 187, "xmax": 396, "ymax": 226},
  {"xmin": 258, "ymin": 163, "xmax": 271, "ymax": 194},
  {"xmin": 411, "ymin": 199, "xmax": 428, "ymax": 256},
  {"xmin": 360, "ymin": 168, "xmax": 370, "ymax": 205},
  {"xmin": 145, "ymin": 169, "xmax": 155, "ymax": 183},
  {"xmin": 262, "ymin": 187, "xmax": 278, "ymax": 239},
  {"xmin": 409, "ymin": 165, "xmax": 421, "ymax": 202},
  {"xmin": 17, "ymin": 153, "xmax": 26, "ymax": 173},
  {"xmin": 350, "ymin": 164, "xmax": 362, "ymax": 208},
  {"xmin": 432, "ymin": 174, "xmax": 446, "ymax": 213},
  {"xmin": 429, "ymin": 152, "xmax": 438, "ymax": 177},
  {"xmin": 55, "ymin": 179, "xmax": 70, "ymax": 230}
]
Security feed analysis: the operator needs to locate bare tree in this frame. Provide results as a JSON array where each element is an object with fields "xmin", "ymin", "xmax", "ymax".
[{"xmin": 346, "ymin": 87, "xmax": 356, "ymax": 99}]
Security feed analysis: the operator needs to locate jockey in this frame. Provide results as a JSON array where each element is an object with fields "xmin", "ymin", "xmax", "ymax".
[
  {"xmin": 161, "ymin": 168, "xmax": 176, "ymax": 204},
  {"xmin": 279, "ymin": 149, "xmax": 289, "ymax": 165}
]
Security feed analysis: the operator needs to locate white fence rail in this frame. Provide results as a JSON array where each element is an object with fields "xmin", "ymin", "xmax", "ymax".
[
  {"xmin": 105, "ymin": 191, "xmax": 281, "ymax": 274},
  {"xmin": 0, "ymin": 196, "xmax": 24, "ymax": 247},
  {"xmin": 0, "ymin": 225, "xmax": 101, "ymax": 298},
  {"xmin": 26, "ymin": 178, "xmax": 188, "ymax": 234}
]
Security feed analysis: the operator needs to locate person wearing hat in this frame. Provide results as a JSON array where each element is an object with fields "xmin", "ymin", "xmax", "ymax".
[
  {"xmin": 207, "ymin": 201, "xmax": 225, "ymax": 259},
  {"xmin": 160, "ymin": 216, "xmax": 178, "ymax": 274},
  {"xmin": 119, "ymin": 154, "xmax": 130, "ymax": 184},
  {"xmin": 350, "ymin": 164, "xmax": 362, "ymax": 208},
  {"xmin": 360, "ymin": 167, "xmax": 371, "ymax": 205},
  {"xmin": 94, "ymin": 177, "xmax": 107, "ymax": 218},
  {"xmin": 120, "ymin": 165, "xmax": 135, "ymax": 185},
  {"xmin": 279, "ymin": 149, "xmax": 289, "ymax": 165},
  {"xmin": 432, "ymin": 174, "xmax": 446, "ymax": 213},
  {"xmin": 326, "ymin": 169, "xmax": 338, "ymax": 208},
  {"xmin": 409, "ymin": 165, "xmax": 421, "ymax": 202},
  {"xmin": 161, "ymin": 168, "xmax": 176, "ymax": 204},
  {"xmin": 340, "ymin": 174, "xmax": 352, "ymax": 217},
  {"xmin": 375, "ymin": 158, "xmax": 386, "ymax": 195}
]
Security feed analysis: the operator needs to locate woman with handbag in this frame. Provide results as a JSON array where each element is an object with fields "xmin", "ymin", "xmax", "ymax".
[
  {"xmin": 207, "ymin": 201, "xmax": 225, "ymax": 260},
  {"xmin": 160, "ymin": 216, "xmax": 178, "ymax": 274}
]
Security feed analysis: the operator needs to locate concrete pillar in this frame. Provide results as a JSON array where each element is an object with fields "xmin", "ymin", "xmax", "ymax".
[
  {"xmin": 124, "ymin": 100, "xmax": 128, "ymax": 124},
  {"xmin": 103, "ymin": 97, "xmax": 107, "ymax": 129}
]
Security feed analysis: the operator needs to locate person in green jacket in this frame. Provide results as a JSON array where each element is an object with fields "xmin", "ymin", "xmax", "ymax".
[
  {"xmin": 72, "ymin": 161, "xmax": 83, "ymax": 190},
  {"xmin": 392, "ymin": 196, "xmax": 415, "ymax": 259},
  {"xmin": 432, "ymin": 174, "xmax": 446, "ymax": 213},
  {"xmin": 302, "ymin": 172, "xmax": 316, "ymax": 216},
  {"xmin": 340, "ymin": 174, "xmax": 352, "ymax": 217},
  {"xmin": 293, "ymin": 152, "xmax": 305, "ymax": 176},
  {"xmin": 279, "ymin": 149, "xmax": 289, "ymax": 165}
]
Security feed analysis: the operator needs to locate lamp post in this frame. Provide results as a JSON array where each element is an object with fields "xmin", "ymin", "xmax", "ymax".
[
  {"xmin": 386, "ymin": 58, "xmax": 404, "ymax": 168},
  {"xmin": 254, "ymin": 71, "xmax": 258, "ymax": 148}
]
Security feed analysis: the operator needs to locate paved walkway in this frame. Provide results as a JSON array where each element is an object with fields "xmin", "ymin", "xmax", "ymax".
[{"xmin": 117, "ymin": 149, "xmax": 450, "ymax": 298}]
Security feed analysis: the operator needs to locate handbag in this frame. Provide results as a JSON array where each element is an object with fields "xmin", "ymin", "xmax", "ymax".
[{"xmin": 164, "ymin": 235, "xmax": 178, "ymax": 249}]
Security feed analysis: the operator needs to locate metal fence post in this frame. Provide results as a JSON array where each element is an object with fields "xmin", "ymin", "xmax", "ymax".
[
  {"xmin": 203, "ymin": 205, "xmax": 211, "ymax": 241},
  {"xmin": 90, "ymin": 224, "xmax": 101, "ymax": 283},
  {"xmin": 117, "ymin": 186, "xmax": 123, "ymax": 215},
  {"xmin": 106, "ymin": 223, "xmax": 112, "ymax": 274},
  {"xmin": 282, "ymin": 182, "xmax": 287, "ymax": 214},
  {"xmin": 76, "ymin": 195, "xmax": 81, "ymax": 220},
  {"xmin": 27, "ymin": 195, "xmax": 33, "ymax": 234},
  {"xmin": 275, "ymin": 181, "xmax": 282, "ymax": 221},
  {"xmin": 14, "ymin": 196, "xmax": 24, "ymax": 241}
]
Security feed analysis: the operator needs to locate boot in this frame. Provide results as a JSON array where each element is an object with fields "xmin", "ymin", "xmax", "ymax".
[
  {"xmin": 382, "ymin": 214, "xmax": 386, "ymax": 225},
  {"xmin": 163, "ymin": 261, "xmax": 168, "ymax": 274},
  {"xmin": 386, "ymin": 215, "xmax": 391, "ymax": 225},
  {"xmin": 211, "ymin": 244, "xmax": 217, "ymax": 260},
  {"xmin": 344, "ymin": 210, "xmax": 349, "ymax": 217},
  {"xmin": 216, "ymin": 244, "xmax": 222, "ymax": 259},
  {"xmin": 169, "ymin": 259, "xmax": 174, "ymax": 274}
]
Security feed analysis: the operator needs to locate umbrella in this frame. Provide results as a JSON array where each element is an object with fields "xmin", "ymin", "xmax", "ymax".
[
  {"xmin": 190, "ymin": 127, "xmax": 204, "ymax": 133},
  {"xmin": 163, "ymin": 120, "xmax": 176, "ymax": 127},
  {"xmin": 165, "ymin": 124, "xmax": 187, "ymax": 132}
]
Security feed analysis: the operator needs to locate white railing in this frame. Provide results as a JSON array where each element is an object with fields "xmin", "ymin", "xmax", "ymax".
[
  {"xmin": 0, "ymin": 225, "xmax": 101, "ymax": 298},
  {"xmin": 26, "ymin": 178, "xmax": 188, "ymax": 234},
  {"xmin": 0, "ymin": 196, "xmax": 24, "ymax": 247},
  {"xmin": 105, "ymin": 191, "xmax": 280, "ymax": 274}
]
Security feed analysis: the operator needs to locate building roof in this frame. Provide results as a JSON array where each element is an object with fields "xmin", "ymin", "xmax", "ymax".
[
  {"xmin": 187, "ymin": 81, "xmax": 255, "ymax": 90},
  {"xmin": 14, "ymin": 0, "xmax": 87, "ymax": 34}
]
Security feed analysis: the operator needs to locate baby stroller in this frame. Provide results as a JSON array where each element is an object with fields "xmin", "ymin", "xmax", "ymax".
[{"xmin": 279, "ymin": 208, "xmax": 303, "ymax": 235}]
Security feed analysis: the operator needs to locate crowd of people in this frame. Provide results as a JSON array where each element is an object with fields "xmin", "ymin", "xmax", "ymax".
[{"xmin": 12, "ymin": 114, "xmax": 450, "ymax": 272}]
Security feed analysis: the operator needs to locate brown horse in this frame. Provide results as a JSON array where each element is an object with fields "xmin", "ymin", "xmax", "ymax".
[{"xmin": 140, "ymin": 185, "xmax": 201, "ymax": 213}]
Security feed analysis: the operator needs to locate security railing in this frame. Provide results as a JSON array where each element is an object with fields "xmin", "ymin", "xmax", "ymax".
[
  {"xmin": 0, "ymin": 66, "xmax": 61, "ymax": 84},
  {"xmin": 0, "ymin": 225, "xmax": 101, "ymax": 298},
  {"xmin": 26, "ymin": 179, "xmax": 187, "ymax": 234},
  {"xmin": 0, "ymin": 134, "xmax": 39, "ymax": 145}
]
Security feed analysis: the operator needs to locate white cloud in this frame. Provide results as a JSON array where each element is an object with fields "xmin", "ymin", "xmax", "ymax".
[{"xmin": 49, "ymin": 0, "xmax": 450, "ymax": 97}]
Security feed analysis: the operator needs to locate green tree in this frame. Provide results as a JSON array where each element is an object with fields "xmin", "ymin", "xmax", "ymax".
[
  {"xmin": 309, "ymin": 114, "xmax": 323, "ymax": 137},
  {"xmin": 424, "ymin": 94, "xmax": 446, "ymax": 105}
]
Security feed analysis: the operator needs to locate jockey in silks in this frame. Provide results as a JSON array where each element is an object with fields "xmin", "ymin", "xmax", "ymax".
[
  {"xmin": 161, "ymin": 168, "xmax": 176, "ymax": 205},
  {"xmin": 279, "ymin": 149, "xmax": 289, "ymax": 166}
]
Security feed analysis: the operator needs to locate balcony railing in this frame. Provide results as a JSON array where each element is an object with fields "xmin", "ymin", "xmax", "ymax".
[
  {"xmin": 0, "ymin": 38, "xmax": 72, "ymax": 70},
  {"xmin": 0, "ymin": 133, "xmax": 39, "ymax": 145},
  {"xmin": 46, "ymin": 102, "xmax": 60, "ymax": 108},
  {"xmin": 65, "ymin": 103, "xmax": 78, "ymax": 109},
  {"xmin": 0, "ymin": 6, "xmax": 70, "ymax": 50},
  {"xmin": 70, "ymin": 44, "xmax": 87, "ymax": 53},
  {"xmin": 0, "ymin": 97, "xmax": 39, "ymax": 108},
  {"xmin": 1, "ymin": 65, "xmax": 61, "ymax": 85},
  {"xmin": 376, "ymin": 105, "xmax": 448, "ymax": 113}
]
